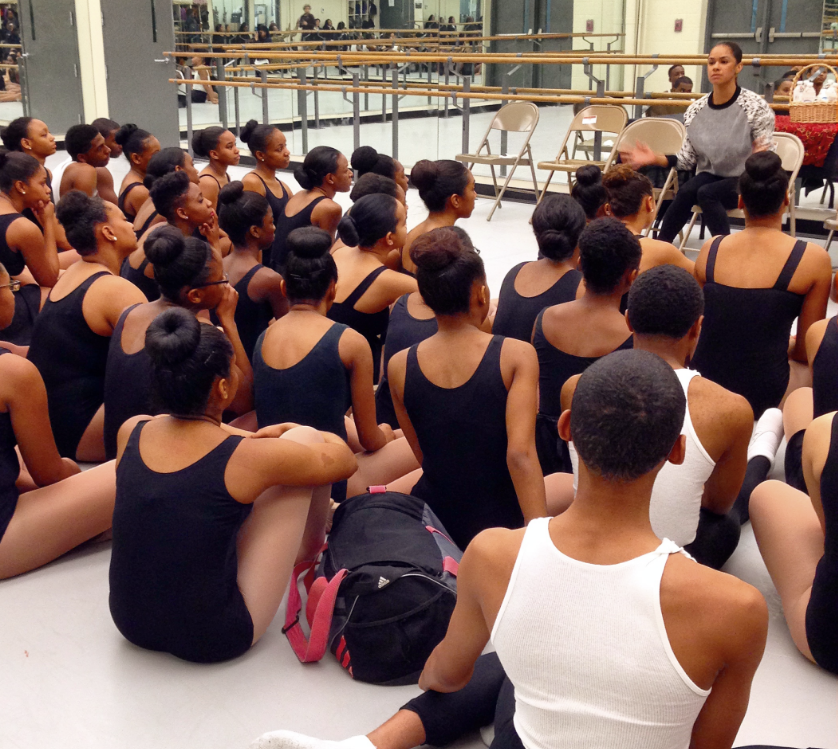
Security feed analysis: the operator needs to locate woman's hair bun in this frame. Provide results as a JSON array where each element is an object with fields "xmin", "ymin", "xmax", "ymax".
[
  {"xmin": 55, "ymin": 189, "xmax": 90, "ymax": 226},
  {"xmin": 351, "ymin": 146, "xmax": 379, "ymax": 173},
  {"xmin": 219, "ymin": 180, "xmax": 244, "ymax": 205},
  {"xmin": 294, "ymin": 164, "xmax": 315, "ymax": 190},
  {"xmin": 601, "ymin": 163, "xmax": 633, "ymax": 187},
  {"xmin": 0, "ymin": 148, "xmax": 10, "ymax": 171},
  {"xmin": 240, "ymin": 119, "xmax": 259, "ymax": 146},
  {"xmin": 409, "ymin": 159, "xmax": 440, "ymax": 191},
  {"xmin": 145, "ymin": 307, "xmax": 201, "ymax": 368},
  {"xmin": 575, "ymin": 164, "xmax": 603, "ymax": 187},
  {"xmin": 114, "ymin": 123, "xmax": 138, "ymax": 147},
  {"xmin": 410, "ymin": 235, "xmax": 460, "ymax": 272},
  {"xmin": 336, "ymin": 213, "xmax": 360, "ymax": 247},
  {"xmin": 287, "ymin": 226, "xmax": 333, "ymax": 259},
  {"xmin": 144, "ymin": 224, "xmax": 186, "ymax": 268},
  {"xmin": 745, "ymin": 150, "xmax": 783, "ymax": 181}
]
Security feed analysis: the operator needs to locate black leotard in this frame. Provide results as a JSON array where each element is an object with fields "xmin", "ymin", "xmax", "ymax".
[
  {"xmin": 253, "ymin": 323, "xmax": 351, "ymax": 438},
  {"xmin": 813, "ymin": 316, "xmax": 838, "ymax": 419},
  {"xmin": 27, "ymin": 271, "xmax": 111, "ymax": 458},
  {"xmin": 120, "ymin": 256, "xmax": 159, "ymax": 302},
  {"xmin": 405, "ymin": 336, "xmax": 523, "ymax": 549},
  {"xmin": 118, "ymin": 182, "xmax": 143, "ymax": 222},
  {"xmin": 692, "ymin": 236, "xmax": 806, "ymax": 418},
  {"xmin": 134, "ymin": 209, "xmax": 160, "ymax": 239},
  {"xmin": 0, "ymin": 348, "xmax": 19, "ymax": 542},
  {"xmin": 254, "ymin": 175, "xmax": 290, "ymax": 270},
  {"xmin": 103, "ymin": 304, "xmax": 156, "ymax": 461},
  {"xmin": 210, "ymin": 265, "xmax": 273, "ymax": 362},
  {"xmin": 493, "ymin": 263, "xmax": 582, "ymax": 342},
  {"xmin": 327, "ymin": 265, "xmax": 389, "ymax": 383},
  {"xmin": 806, "ymin": 412, "xmax": 838, "ymax": 674},
  {"xmin": 270, "ymin": 196, "xmax": 327, "ymax": 273},
  {"xmin": 2, "ymin": 283, "xmax": 40, "ymax": 345},
  {"xmin": 109, "ymin": 420, "xmax": 254, "ymax": 663},
  {"xmin": 532, "ymin": 308, "xmax": 633, "ymax": 474},
  {"xmin": 375, "ymin": 294, "xmax": 437, "ymax": 427},
  {"xmin": 0, "ymin": 212, "xmax": 26, "ymax": 276}
]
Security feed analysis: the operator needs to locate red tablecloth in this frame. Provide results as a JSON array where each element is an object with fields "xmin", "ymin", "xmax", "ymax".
[{"xmin": 775, "ymin": 115, "xmax": 838, "ymax": 168}]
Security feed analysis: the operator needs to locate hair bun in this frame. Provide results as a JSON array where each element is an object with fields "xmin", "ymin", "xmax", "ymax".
[
  {"xmin": 145, "ymin": 307, "xmax": 201, "ymax": 367},
  {"xmin": 115, "ymin": 123, "xmax": 138, "ymax": 147},
  {"xmin": 287, "ymin": 226, "xmax": 333, "ymax": 259},
  {"xmin": 575, "ymin": 164, "xmax": 603, "ymax": 187},
  {"xmin": 410, "ymin": 228, "xmax": 461, "ymax": 271},
  {"xmin": 144, "ymin": 224, "xmax": 186, "ymax": 268},
  {"xmin": 219, "ymin": 180, "xmax": 245, "ymax": 205},
  {"xmin": 602, "ymin": 163, "xmax": 633, "ymax": 187},
  {"xmin": 336, "ymin": 213, "xmax": 360, "ymax": 247},
  {"xmin": 294, "ymin": 164, "xmax": 315, "ymax": 190},
  {"xmin": 745, "ymin": 150, "xmax": 783, "ymax": 181},
  {"xmin": 351, "ymin": 145, "xmax": 379, "ymax": 173},
  {"xmin": 409, "ymin": 159, "xmax": 440, "ymax": 191},
  {"xmin": 240, "ymin": 119, "xmax": 259, "ymax": 145}
]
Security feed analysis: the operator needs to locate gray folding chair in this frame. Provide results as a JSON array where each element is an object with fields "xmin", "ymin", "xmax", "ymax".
[{"xmin": 455, "ymin": 101, "xmax": 540, "ymax": 222}]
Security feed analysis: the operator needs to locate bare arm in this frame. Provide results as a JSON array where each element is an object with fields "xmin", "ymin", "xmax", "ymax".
[
  {"xmin": 802, "ymin": 413, "xmax": 832, "ymax": 533},
  {"xmin": 791, "ymin": 247, "xmax": 832, "ymax": 363},
  {"xmin": 311, "ymin": 200, "xmax": 343, "ymax": 240},
  {"xmin": 341, "ymin": 328, "xmax": 392, "ymax": 451},
  {"xmin": 503, "ymin": 340, "xmax": 547, "ymax": 523},
  {"xmin": 805, "ymin": 317, "xmax": 830, "ymax": 369},
  {"xmin": 250, "ymin": 267, "xmax": 289, "ymax": 320},
  {"xmin": 63, "ymin": 164, "xmax": 98, "ymax": 198},
  {"xmin": 95, "ymin": 167, "xmax": 119, "ymax": 205},
  {"xmin": 5, "ymin": 355, "xmax": 80, "ymax": 485},
  {"xmin": 700, "ymin": 393, "xmax": 753, "ymax": 515},
  {"xmin": 199, "ymin": 174, "xmax": 221, "ymax": 211},
  {"xmin": 389, "ymin": 349, "xmax": 423, "ymax": 464},
  {"xmin": 9, "ymin": 211, "xmax": 59, "ymax": 287}
]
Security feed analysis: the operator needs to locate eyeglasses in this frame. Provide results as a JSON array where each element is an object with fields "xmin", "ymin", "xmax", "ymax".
[
  {"xmin": 0, "ymin": 279, "xmax": 20, "ymax": 292},
  {"xmin": 192, "ymin": 273, "xmax": 229, "ymax": 289}
]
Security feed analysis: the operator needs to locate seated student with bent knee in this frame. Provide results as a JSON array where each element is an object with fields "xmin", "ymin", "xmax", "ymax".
[
  {"xmin": 104, "ymin": 226, "xmax": 253, "ymax": 460},
  {"xmin": 329, "ymin": 193, "xmax": 417, "ymax": 382},
  {"xmin": 387, "ymin": 227, "xmax": 546, "ymax": 549},
  {"xmin": 216, "ymin": 182, "xmax": 287, "ymax": 361},
  {"xmin": 0, "ymin": 262, "xmax": 117, "ymax": 580},
  {"xmin": 252, "ymin": 350, "xmax": 768, "ymax": 749},
  {"xmin": 57, "ymin": 124, "xmax": 114, "ymax": 203},
  {"xmin": 400, "ymin": 160, "xmax": 476, "ymax": 276},
  {"xmin": 691, "ymin": 151, "xmax": 831, "ymax": 419},
  {"xmin": 602, "ymin": 164, "xmax": 694, "ymax": 274},
  {"xmin": 132, "ymin": 147, "xmax": 201, "ymax": 239},
  {"xmin": 751, "ymin": 409, "xmax": 838, "ymax": 675},
  {"xmin": 109, "ymin": 308, "xmax": 356, "ymax": 664},
  {"xmin": 26, "ymin": 192, "xmax": 146, "ymax": 462},
  {"xmin": 121, "ymin": 171, "xmax": 217, "ymax": 301},
  {"xmin": 492, "ymin": 195, "xmax": 584, "ymax": 343},
  {"xmin": 533, "ymin": 218, "xmax": 637, "ymax": 475},
  {"xmin": 562, "ymin": 266, "xmax": 753, "ymax": 569},
  {"xmin": 254, "ymin": 227, "xmax": 418, "ymax": 499}
]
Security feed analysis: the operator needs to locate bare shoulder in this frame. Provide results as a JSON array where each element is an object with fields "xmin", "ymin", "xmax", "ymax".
[
  {"xmin": 560, "ymin": 373, "xmax": 582, "ymax": 411},
  {"xmin": 464, "ymin": 527, "xmax": 526, "ymax": 580},
  {"xmin": 387, "ymin": 347, "xmax": 410, "ymax": 384},
  {"xmin": 802, "ymin": 241, "xmax": 833, "ymax": 279},
  {"xmin": 241, "ymin": 172, "xmax": 266, "ymax": 194},
  {"xmin": 689, "ymin": 376, "xmax": 753, "ymax": 431},
  {"xmin": 0, "ymin": 350, "xmax": 41, "ymax": 393},
  {"xmin": 499, "ymin": 335, "xmax": 537, "ymax": 365}
]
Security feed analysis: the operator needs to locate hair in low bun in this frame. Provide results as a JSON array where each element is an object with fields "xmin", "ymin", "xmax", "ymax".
[
  {"xmin": 740, "ymin": 151, "xmax": 788, "ymax": 218},
  {"xmin": 145, "ymin": 307, "xmax": 234, "ymax": 416},
  {"xmin": 56, "ymin": 190, "xmax": 109, "ymax": 256},
  {"xmin": 337, "ymin": 193, "xmax": 398, "ymax": 248},
  {"xmin": 337, "ymin": 214, "xmax": 360, "ymax": 247},
  {"xmin": 218, "ymin": 181, "xmax": 271, "ymax": 247},
  {"xmin": 284, "ymin": 226, "xmax": 338, "ymax": 304},
  {"xmin": 411, "ymin": 226, "xmax": 484, "ymax": 316},
  {"xmin": 192, "ymin": 126, "xmax": 226, "ymax": 159},
  {"xmin": 602, "ymin": 164, "xmax": 653, "ymax": 219},
  {"xmin": 350, "ymin": 173, "xmax": 399, "ymax": 203},
  {"xmin": 409, "ymin": 159, "xmax": 439, "ymax": 192},
  {"xmin": 144, "ymin": 224, "xmax": 212, "ymax": 300},
  {"xmin": 531, "ymin": 194, "xmax": 586, "ymax": 262},
  {"xmin": 219, "ymin": 180, "xmax": 244, "ymax": 205},
  {"xmin": 144, "ymin": 147, "xmax": 188, "ymax": 190},
  {"xmin": 571, "ymin": 164, "xmax": 608, "ymax": 220},
  {"xmin": 295, "ymin": 145, "xmax": 341, "ymax": 191}
]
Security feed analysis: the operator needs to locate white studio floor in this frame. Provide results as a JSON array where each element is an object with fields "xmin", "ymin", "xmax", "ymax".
[{"xmin": 1, "ymin": 157, "xmax": 837, "ymax": 749}]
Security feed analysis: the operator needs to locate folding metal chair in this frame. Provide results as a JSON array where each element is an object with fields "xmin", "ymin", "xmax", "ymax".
[
  {"xmin": 680, "ymin": 132, "xmax": 806, "ymax": 251},
  {"xmin": 455, "ymin": 101, "xmax": 540, "ymax": 221},
  {"xmin": 611, "ymin": 118, "xmax": 686, "ymax": 237},
  {"xmin": 536, "ymin": 104, "xmax": 628, "ymax": 206}
]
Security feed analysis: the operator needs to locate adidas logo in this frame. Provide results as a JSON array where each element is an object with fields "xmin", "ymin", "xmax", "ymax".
[{"xmin": 377, "ymin": 576, "xmax": 389, "ymax": 589}]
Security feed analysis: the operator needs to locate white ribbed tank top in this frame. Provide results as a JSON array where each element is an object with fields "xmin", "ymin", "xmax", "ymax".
[
  {"xmin": 50, "ymin": 155, "xmax": 72, "ymax": 203},
  {"xmin": 568, "ymin": 368, "xmax": 716, "ymax": 545},
  {"xmin": 491, "ymin": 518, "xmax": 710, "ymax": 749}
]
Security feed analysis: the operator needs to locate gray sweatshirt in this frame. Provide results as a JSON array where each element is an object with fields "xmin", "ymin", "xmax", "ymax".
[{"xmin": 670, "ymin": 86, "xmax": 775, "ymax": 178}]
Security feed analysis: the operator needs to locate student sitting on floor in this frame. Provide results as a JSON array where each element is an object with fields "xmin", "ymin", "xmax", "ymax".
[
  {"xmin": 58, "ymin": 124, "xmax": 117, "ymax": 204},
  {"xmin": 560, "ymin": 265, "xmax": 753, "ymax": 569},
  {"xmin": 251, "ymin": 349, "xmax": 768, "ymax": 749}
]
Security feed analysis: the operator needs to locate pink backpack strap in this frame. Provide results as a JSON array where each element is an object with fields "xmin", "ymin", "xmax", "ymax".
[{"xmin": 284, "ymin": 559, "xmax": 348, "ymax": 663}]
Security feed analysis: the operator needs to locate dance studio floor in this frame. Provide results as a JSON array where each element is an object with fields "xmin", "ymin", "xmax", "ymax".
[{"xmin": 0, "ymin": 157, "xmax": 836, "ymax": 749}]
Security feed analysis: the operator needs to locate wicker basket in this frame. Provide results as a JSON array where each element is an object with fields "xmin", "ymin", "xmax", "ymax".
[{"xmin": 789, "ymin": 63, "xmax": 838, "ymax": 123}]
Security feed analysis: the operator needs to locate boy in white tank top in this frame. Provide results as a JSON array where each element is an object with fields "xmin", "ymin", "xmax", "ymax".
[
  {"xmin": 562, "ymin": 265, "xmax": 754, "ymax": 568},
  {"xmin": 250, "ymin": 350, "xmax": 768, "ymax": 749},
  {"xmin": 58, "ymin": 125, "xmax": 117, "ymax": 205}
]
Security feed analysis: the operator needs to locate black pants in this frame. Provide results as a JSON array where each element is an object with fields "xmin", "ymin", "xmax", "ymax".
[
  {"xmin": 658, "ymin": 172, "xmax": 740, "ymax": 244},
  {"xmin": 684, "ymin": 507, "xmax": 741, "ymax": 570},
  {"xmin": 402, "ymin": 653, "xmax": 523, "ymax": 749}
]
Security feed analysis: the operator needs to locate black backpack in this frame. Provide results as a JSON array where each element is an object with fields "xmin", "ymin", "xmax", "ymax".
[{"xmin": 284, "ymin": 488, "xmax": 462, "ymax": 685}]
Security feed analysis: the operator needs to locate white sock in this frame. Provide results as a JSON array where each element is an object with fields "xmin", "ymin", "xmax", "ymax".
[
  {"xmin": 249, "ymin": 730, "xmax": 376, "ymax": 749},
  {"xmin": 747, "ymin": 407, "xmax": 785, "ymax": 463}
]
